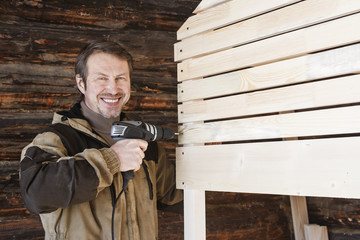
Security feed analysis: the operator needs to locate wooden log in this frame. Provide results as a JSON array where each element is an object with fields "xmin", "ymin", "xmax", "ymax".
[
  {"xmin": 0, "ymin": 0, "xmax": 198, "ymax": 32},
  {"xmin": 0, "ymin": 192, "xmax": 28, "ymax": 216},
  {"xmin": 125, "ymin": 94, "xmax": 177, "ymax": 111},
  {"xmin": 307, "ymin": 197, "xmax": 360, "ymax": 229},
  {"xmin": 158, "ymin": 209, "xmax": 184, "ymax": 240},
  {"xmin": 0, "ymin": 161, "xmax": 21, "ymax": 195},
  {"xmin": 1, "ymin": 216, "xmax": 44, "ymax": 240},
  {"xmin": 0, "ymin": 24, "xmax": 178, "ymax": 72},
  {"xmin": 0, "ymin": 93, "xmax": 79, "ymax": 112},
  {"xmin": 0, "ymin": 63, "xmax": 73, "ymax": 78},
  {"xmin": 206, "ymin": 192, "xmax": 292, "ymax": 239}
]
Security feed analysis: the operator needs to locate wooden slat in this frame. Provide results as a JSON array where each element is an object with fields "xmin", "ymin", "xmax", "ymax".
[
  {"xmin": 179, "ymin": 105, "xmax": 360, "ymax": 144},
  {"xmin": 177, "ymin": 0, "xmax": 300, "ymax": 40},
  {"xmin": 304, "ymin": 224, "xmax": 329, "ymax": 240},
  {"xmin": 178, "ymin": 43, "xmax": 360, "ymax": 101},
  {"xmin": 175, "ymin": 0, "xmax": 360, "ymax": 61},
  {"xmin": 184, "ymin": 190, "xmax": 206, "ymax": 240},
  {"xmin": 176, "ymin": 136, "xmax": 360, "ymax": 198},
  {"xmin": 291, "ymin": 196, "xmax": 309, "ymax": 240},
  {"xmin": 177, "ymin": 12, "xmax": 360, "ymax": 82},
  {"xmin": 193, "ymin": 0, "xmax": 230, "ymax": 13},
  {"xmin": 178, "ymin": 75, "xmax": 360, "ymax": 123}
]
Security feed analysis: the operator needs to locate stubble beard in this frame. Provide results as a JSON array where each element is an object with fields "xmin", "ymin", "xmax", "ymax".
[{"xmin": 98, "ymin": 93, "xmax": 129, "ymax": 119}]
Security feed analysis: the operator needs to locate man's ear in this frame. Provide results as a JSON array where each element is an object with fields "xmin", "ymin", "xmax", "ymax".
[{"xmin": 76, "ymin": 74, "xmax": 85, "ymax": 94}]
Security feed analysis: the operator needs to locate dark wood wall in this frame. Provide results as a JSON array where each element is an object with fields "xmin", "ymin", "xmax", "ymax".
[{"xmin": 1, "ymin": 1, "xmax": 360, "ymax": 239}]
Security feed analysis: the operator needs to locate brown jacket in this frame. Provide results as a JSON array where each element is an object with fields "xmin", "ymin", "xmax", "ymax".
[{"xmin": 20, "ymin": 103, "xmax": 182, "ymax": 240}]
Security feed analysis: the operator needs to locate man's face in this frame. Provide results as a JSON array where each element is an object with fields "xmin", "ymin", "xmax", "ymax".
[{"xmin": 76, "ymin": 52, "xmax": 131, "ymax": 118}]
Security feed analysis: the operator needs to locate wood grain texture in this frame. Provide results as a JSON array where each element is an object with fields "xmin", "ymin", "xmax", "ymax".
[
  {"xmin": 0, "ymin": 1, "xmax": 293, "ymax": 240},
  {"xmin": 3, "ymin": 0, "xmax": 360, "ymax": 239},
  {"xmin": 175, "ymin": 0, "xmax": 360, "ymax": 239},
  {"xmin": 179, "ymin": 105, "xmax": 360, "ymax": 144},
  {"xmin": 304, "ymin": 224, "xmax": 329, "ymax": 240},
  {"xmin": 192, "ymin": 0, "xmax": 230, "ymax": 13},
  {"xmin": 205, "ymin": 192, "xmax": 292, "ymax": 240},
  {"xmin": 184, "ymin": 190, "xmax": 206, "ymax": 240},
  {"xmin": 177, "ymin": 12, "xmax": 360, "ymax": 81},
  {"xmin": 291, "ymin": 196, "xmax": 309, "ymax": 240},
  {"xmin": 176, "ymin": 136, "xmax": 360, "ymax": 198},
  {"xmin": 177, "ymin": 0, "xmax": 300, "ymax": 40},
  {"xmin": 178, "ymin": 41, "xmax": 360, "ymax": 101},
  {"xmin": 178, "ymin": 75, "xmax": 360, "ymax": 123},
  {"xmin": 175, "ymin": 0, "xmax": 360, "ymax": 61}
]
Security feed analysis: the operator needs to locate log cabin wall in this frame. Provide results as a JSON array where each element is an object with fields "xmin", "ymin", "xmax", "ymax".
[
  {"xmin": 0, "ymin": 1, "xmax": 357, "ymax": 240},
  {"xmin": 0, "ymin": 0, "xmax": 199, "ymax": 239}
]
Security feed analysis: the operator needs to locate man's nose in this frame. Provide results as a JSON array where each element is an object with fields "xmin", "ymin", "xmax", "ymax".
[{"xmin": 106, "ymin": 78, "xmax": 120, "ymax": 94}]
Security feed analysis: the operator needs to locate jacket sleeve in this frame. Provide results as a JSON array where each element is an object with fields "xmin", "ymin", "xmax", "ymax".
[
  {"xmin": 19, "ymin": 131, "xmax": 120, "ymax": 214},
  {"xmin": 156, "ymin": 144, "xmax": 183, "ymax": 205}
]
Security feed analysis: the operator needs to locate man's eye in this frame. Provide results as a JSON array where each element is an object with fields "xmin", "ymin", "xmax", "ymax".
[
  {"xmin": 98, "ymin": 77, "xmax": 107, "ymax": 80},
  {"xmin": 117, "ymin": 77, "xmax": 127, "ymax": 81}
]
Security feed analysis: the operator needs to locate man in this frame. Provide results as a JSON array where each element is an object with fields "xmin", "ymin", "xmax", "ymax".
[{"xmin": 20, "ymin": 41, "xmax": 182, "ymax": 240}]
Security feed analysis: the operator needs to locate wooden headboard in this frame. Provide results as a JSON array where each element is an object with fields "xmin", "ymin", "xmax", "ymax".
[{"xmin": 175, "ymin": 0, "xmax": 360, "ymax": 239}]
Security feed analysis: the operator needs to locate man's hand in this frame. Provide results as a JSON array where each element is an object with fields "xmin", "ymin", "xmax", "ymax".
[{"xmin": 110, "ymin": 139, "xmax": 148, "ymax": 172}]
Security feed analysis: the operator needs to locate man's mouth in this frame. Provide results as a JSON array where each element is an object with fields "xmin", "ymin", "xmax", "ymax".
[{"xmin": 102, "ymin": 98, "xmax": 120, "ymax": 103}]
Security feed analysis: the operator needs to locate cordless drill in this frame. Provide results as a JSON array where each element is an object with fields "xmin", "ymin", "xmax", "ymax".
[
  {"xmin": 110, "ymin": 121, "xmax": 176, "ymax": 183},
  {"xmin": 110, "ymin": 121, "xmax": 176, "ymax": 240}
]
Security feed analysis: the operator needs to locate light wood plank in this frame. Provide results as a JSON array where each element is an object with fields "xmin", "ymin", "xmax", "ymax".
[
  {"xmin": 183, "ymin": 190, "xmax": 206, "ymax": 240},
  {"xmin": 304, "ymin": 224, "xmax": 329, "ymax": 240},
  {"xmin": 178, "ymin": 75, "xmax": 360, "ymax": 123},
  {"xmin": 291, "ymin": 196, "xmax": 308, "ymax": 240},
  {"xmin": 176, "ymin": 137, "xmax": 360, "ymax": 198},
  {"xmin": 176, "ymin": 0, "xmax": 360, "ymax": 61},
  {"xmin": 193, "ymin": 0, "xmax": 230, "ymax": 13},
  {"xmin": 179, "ymin": 105, "xmax": 360, "ymax": 144},
  {"xmin": 180, "ymin": 126, "xmax": 206, "ymax": 240},
  {"xmin": 177, "ymin": 0, "xmax": 300, "ymax": 40},
  {"xmin": 178, "ymin": 12, "xmax": 360, "ymax": 81},
  {"xmin": 178, "ymin": 43, "xmax": 360, "ymax": 101}
]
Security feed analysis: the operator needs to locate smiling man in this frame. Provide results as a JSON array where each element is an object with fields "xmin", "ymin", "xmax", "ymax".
[
  {"xmin": 19, "ymin": 41, "xmax": 182, "ymax": 240},
  {"xmin": 76, "ymin": 50, "xmax": 131, "ymax": 118}
]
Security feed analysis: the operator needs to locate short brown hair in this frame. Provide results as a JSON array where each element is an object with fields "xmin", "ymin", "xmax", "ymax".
[{"xmin": 75, "ymin": 41, "xmax": 133, "ymax": 90}]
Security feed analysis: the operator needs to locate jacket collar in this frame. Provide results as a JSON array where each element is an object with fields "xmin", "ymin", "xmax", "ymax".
[
  {"xmin": 54, "ymin": 102, "xmax": 126, "ymax": 124},
  {"xmin": 52, "ymin": 102, "xmax": 126, "ymax": 145}
]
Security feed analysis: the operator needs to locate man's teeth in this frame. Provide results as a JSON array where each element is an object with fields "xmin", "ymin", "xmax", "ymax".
[{"xmin": 103, "ymin": 98, "xmax": 119, "ymax": 103}]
